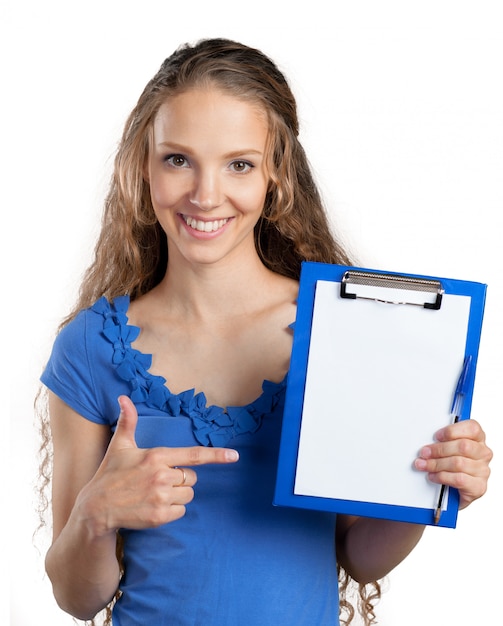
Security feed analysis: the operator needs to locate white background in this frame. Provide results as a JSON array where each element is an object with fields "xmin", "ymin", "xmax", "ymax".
[{"xmin": 4, "ymin": 1, "xmax": 502, "ymax": 624}]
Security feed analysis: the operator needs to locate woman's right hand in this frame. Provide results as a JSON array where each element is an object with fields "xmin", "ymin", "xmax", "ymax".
[
  {"xmin": 77, "ymin": 395, "xmax": 239, "ymax": 537},
  {"xmin": 45, "ymin": 393, "xmax": 239, "ymax": 620}
]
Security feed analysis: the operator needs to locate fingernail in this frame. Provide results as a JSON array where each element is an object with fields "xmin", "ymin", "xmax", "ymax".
[
  {"xmin": 435, "ymin": 428, "xmax": 446, "ymax": 441},
  {"xmin": 415, "ymin": 458, "xmax": 427, "ymax": 470},
  {"xmin": 420, "ymin": 446, "xmax": 432, "ymax": 459},
  {"xmin": 226, "ymin": 449, "xmax": 239, "ymax": 462}
]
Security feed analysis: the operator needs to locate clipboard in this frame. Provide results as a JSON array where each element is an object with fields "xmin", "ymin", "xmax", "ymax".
[{"xmin": 274, "ymin": 262, "xmax": 487, "ymax": 528}]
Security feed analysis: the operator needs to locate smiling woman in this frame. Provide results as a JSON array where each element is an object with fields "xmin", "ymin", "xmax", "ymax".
[
  {"xmin": 145, "ymin": 89, "xmax": 270, "ymax": 264},
  {"xmin": 35, "ymin": 37, "xmax": 492, "ymax": 626}
]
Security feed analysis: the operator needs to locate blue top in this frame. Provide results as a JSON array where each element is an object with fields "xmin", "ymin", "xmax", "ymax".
[{"xmin": 41, "ymin": 296, "xmax": 340, "ymax": 625}]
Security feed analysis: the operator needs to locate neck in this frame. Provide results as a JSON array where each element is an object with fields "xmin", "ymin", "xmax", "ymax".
[{"xmin": 154, "ymin": 248, "xmax": 276, "ymax": 321}]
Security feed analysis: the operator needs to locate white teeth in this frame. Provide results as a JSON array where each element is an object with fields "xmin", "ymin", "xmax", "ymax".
[{"xmin": 184, "ymin": 216, "xmax": 229, "ymax": 232}]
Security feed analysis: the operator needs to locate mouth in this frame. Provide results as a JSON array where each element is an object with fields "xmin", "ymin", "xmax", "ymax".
[{"xmin": 181, "ymin": 214, "xmax": 230, "ymax": 233}]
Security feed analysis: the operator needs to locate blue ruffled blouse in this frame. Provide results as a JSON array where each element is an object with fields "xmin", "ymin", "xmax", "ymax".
[{"xmin": 41, "ymin": 295, "xmax": 340, "ymax": 625}]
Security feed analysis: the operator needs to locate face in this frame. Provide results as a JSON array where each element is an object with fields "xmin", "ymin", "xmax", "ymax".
[{"xmin": 145, "ymin": 88, "xmax": 270, "ymax": 269}]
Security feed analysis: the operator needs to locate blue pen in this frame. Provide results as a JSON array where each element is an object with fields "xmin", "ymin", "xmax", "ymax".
[
  {"xmin": 434, "ymin": 355, "xmax": 472, "ymax": 524},
  {"xmin": 450, "ymin": 355, "xmax": 472, "ymax": 420}
]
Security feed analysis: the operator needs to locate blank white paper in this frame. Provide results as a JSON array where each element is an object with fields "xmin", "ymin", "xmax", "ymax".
[{"xmin": 293, "ymin": 280, "xmax": 471, "ymax": 510}]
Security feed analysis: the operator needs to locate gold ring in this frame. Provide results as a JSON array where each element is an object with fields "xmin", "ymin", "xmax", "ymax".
[{"xmin": 175, "ymin": 467, "xmax": 187, "ymax": 487}]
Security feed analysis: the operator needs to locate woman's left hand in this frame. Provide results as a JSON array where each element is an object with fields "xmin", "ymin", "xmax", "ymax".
[{"xmin": 415, "ymin": 419, "xmax": 493, "ymax": 510}]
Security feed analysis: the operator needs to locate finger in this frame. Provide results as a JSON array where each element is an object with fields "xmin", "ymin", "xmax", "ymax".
[
  {"xmin": 165, "ymin": 446, "xmax": 239, "ymax": 468},
  {"xmin": 173, "ymin": 467, "xmax": 188, "ymax": 487},
  {"xmin": 435, "ymin": 418, "xmax": 486, "ymax": 444},
  {"xmin": 415, "ymin": 447, "xmax": 492, "ymax": 483},
  {"xmin": 107, "ymin": 395, "xmax": 139, "ymax": 452},
  {"xmin": 172, "ymin": 466, "xmax": 197, "ymax": 488},
  {"xmin": 419, "ymin": 453, "xmax": 480, "ymax": 477},
  {"xmin": 427, "ymin": 463, "xmax": 490, "ymax": 505},
  {"xmin": 419, "ymin": 439, "xmax": 490, "ymax": 464}
]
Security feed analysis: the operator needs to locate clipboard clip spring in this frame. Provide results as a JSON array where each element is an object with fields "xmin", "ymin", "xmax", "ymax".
[{"xmin": 340, "ymin": 270, "xmax": 444, "ymax": 310}]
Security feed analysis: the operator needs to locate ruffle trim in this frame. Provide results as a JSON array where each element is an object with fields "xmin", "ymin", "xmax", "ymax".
[{"xmin": 92, "ymin": 296, "xmax": 287, "ymax": 447}]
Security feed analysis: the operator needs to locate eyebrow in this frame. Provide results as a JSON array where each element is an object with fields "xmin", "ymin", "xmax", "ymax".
[{"xmin": 157, "ymin": 142, "xmax": 264, "ymax": 159}]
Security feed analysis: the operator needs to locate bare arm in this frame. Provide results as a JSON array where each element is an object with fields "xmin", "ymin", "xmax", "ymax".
[
  {"xmin": 45, "ymin": 392, "xmax": 119, "ymax": 619},
  {"xmin": 336, "ymin": 418, "xmax": 492, "ymax": 584},
  {"xmin": 46, "ymin": 393, "xmax": 239, "ymax": 620},
  {"xmin": 336, "ymin": 515, "xmax": 425, "ymax": 584}
]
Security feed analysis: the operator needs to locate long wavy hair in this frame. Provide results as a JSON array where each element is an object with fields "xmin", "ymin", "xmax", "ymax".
[{"xmin": 37, "ymin": 38, "xmax": 381, "ymax": 625}]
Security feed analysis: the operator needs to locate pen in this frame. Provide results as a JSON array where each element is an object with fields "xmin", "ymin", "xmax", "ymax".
[{"xmin": 434, "ymin": 355, "xmax": 472, "ymax": 525}]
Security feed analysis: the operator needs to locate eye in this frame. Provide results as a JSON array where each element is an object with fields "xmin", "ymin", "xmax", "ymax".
[
  {"xmin": 165, "ymin": 154, "xmax": 189, "ymax": 168},
  {"xmin": 230, "ymin": 160, "xmax": 253, "ymax": 174}
]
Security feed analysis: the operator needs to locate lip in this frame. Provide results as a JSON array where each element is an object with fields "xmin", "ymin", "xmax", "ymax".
[{"xmin": 179, "ymin": 213, "xmax": 233, "ymax": 238}]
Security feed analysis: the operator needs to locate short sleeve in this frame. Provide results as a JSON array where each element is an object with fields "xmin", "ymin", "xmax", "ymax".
[{"xmin": 41, "ymin": 310, "xmax": 109, "ymax": 424}]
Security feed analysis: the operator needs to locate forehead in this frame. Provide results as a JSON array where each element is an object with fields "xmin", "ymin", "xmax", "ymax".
[{"xmin": 152, "ymin": 88, "xmax": 269, "ymax": 150}]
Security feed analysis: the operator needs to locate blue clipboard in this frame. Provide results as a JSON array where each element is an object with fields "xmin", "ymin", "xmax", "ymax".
[{"xmin": 274, "ymin": 262, "xmax": 487, "ymax": 528}]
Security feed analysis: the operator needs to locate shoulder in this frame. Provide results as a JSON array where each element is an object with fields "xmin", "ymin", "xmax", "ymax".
[
  {"xmin": 264, "ymin": 272, "xmax": 298, "ymax": 324},
  {"xmin": 49, "ymin": 296, "xmax": 128, "ymax": 355},
  {"xmin": 41, "ymin": 296, "xmax": 133, "ymax": 424},
  {"xmin": 268, "ymin": 270, "xmax": 299, "ymax": 304}
]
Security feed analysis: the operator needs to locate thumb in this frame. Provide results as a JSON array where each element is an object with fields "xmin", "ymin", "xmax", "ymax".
[{"xmin": 109, "ymin": 395, "xmax": 139, "ymax": 451}]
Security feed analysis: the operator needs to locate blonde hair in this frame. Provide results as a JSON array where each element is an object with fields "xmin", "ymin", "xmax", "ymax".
[{"xmin": 38, "ymin": 38, "xmax": 380, "ymax": 625}]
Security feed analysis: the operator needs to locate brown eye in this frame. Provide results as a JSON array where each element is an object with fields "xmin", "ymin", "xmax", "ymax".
[
  {"xmin": 230, "ymin": 160, "xmax": 253, "ymax": 173},
  {"xmin": 166, "ymin": 154, "xmax": 188, "ymax": 168}
]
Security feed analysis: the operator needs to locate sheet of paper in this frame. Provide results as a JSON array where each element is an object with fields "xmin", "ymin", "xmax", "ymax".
[{"xmin": 293, "ymin": 280, "xmax": 471, "ymax": 510}]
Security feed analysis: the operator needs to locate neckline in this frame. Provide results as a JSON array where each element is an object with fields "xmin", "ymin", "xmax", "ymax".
[{"xmin": 92, "ymin": 295, "xmax": 288, "ymax": 446}]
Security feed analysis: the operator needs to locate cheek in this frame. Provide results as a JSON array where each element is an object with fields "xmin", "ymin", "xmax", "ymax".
[
  {"xmin": 149, "ymin": 176, "xmax": 180, "ymax": 209},
  {"xmin": 235, "ymin": 178, "xmax": 268, "ymax": 213}
]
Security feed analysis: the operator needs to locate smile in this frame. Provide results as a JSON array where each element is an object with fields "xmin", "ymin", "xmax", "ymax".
[{"xmin": 182, "ymin": 215, "xmax": 230, "ymax": 233}]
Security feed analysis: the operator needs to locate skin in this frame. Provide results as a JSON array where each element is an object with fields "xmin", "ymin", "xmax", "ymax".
[{"xmin": 46, "ymin": 88, "xmax": 492, "ymax": 619}]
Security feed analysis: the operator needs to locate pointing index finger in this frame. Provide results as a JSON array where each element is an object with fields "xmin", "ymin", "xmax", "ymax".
[{"xmin": 167, "ymin": 446, "xmax": 239, "ymax": 468}]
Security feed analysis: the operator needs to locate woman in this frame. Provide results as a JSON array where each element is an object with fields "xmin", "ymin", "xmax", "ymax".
[{"xmin": 39, "ymin": 38, "xmax": 492, "ymax": 625}]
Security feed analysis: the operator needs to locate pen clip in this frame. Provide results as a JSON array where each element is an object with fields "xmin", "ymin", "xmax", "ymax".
[{"xmin": 450, "ymin": 355, "xmax": 472, "ymax": 415}]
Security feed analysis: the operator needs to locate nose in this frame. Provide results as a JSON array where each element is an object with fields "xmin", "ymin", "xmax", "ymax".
[{"xmin": 189, "ymin": 169, "xmax": 223, "ymax": 211}]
